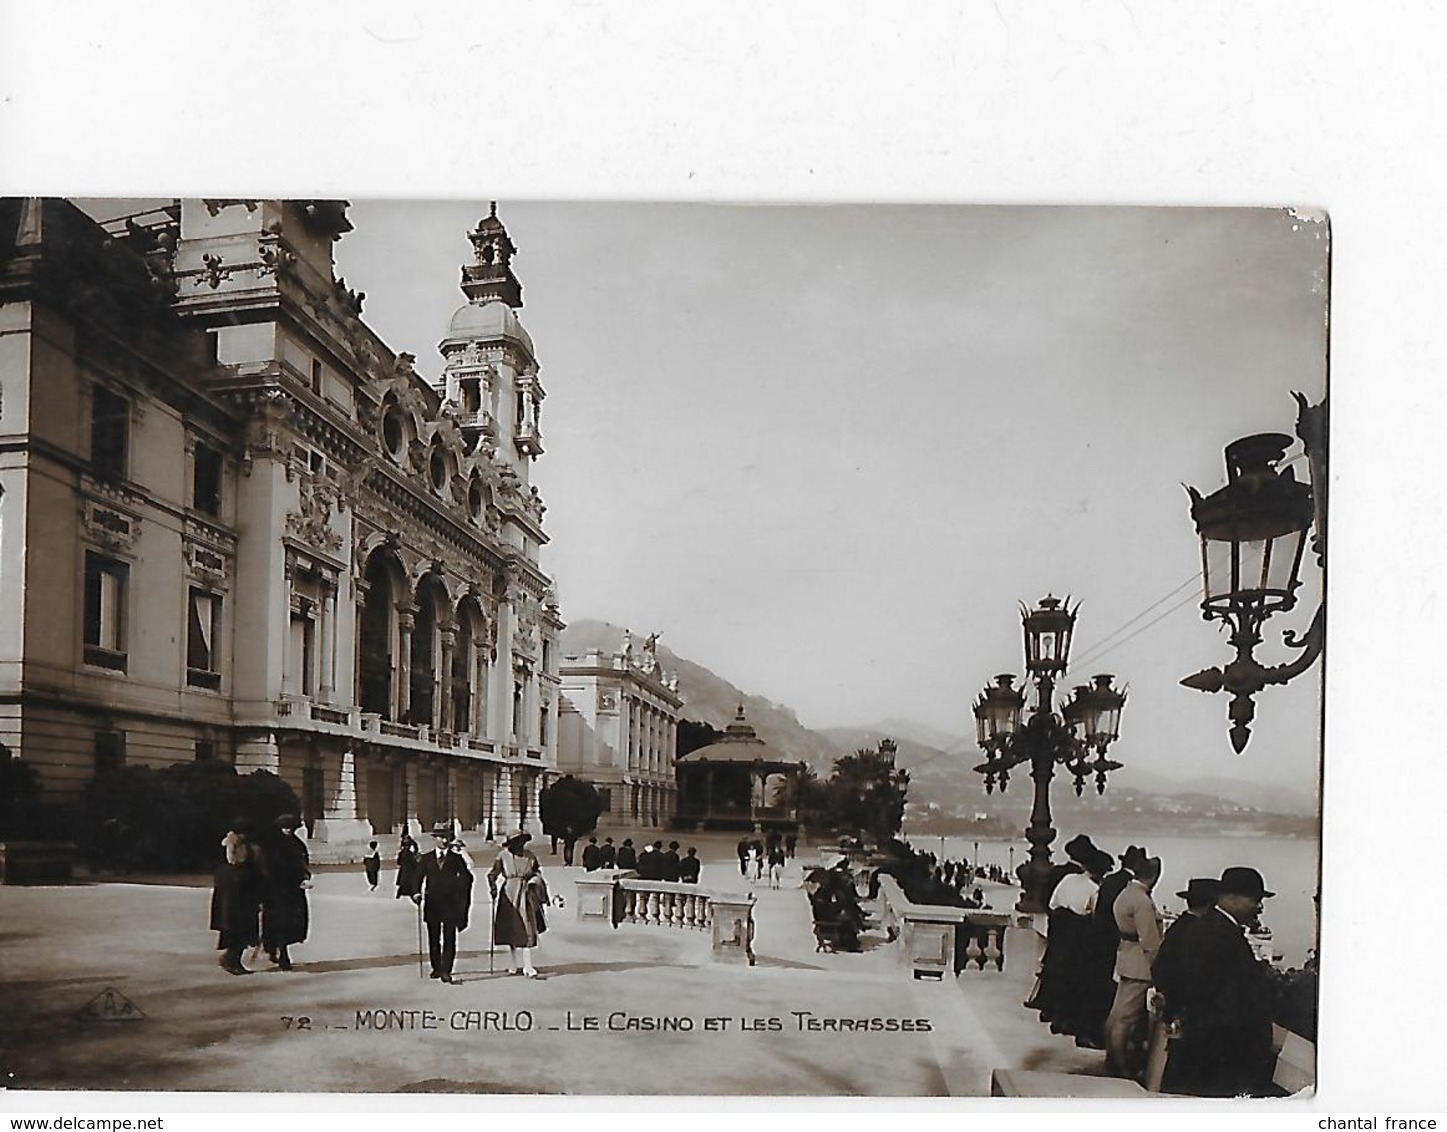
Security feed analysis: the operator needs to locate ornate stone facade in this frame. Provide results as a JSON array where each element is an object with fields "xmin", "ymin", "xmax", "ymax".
[
  {"xmin": 557, "ymin": 640, "xmax": 683, "ymax": 829},
  {"xmin": 0, "ymin": 198, "xmax": 564, "ymax": 859}
]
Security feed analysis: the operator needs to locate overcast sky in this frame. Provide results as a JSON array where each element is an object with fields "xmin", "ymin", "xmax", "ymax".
[{"xmin": 335, "ymin": 203, "xmax": 1326, "ymax": 797}]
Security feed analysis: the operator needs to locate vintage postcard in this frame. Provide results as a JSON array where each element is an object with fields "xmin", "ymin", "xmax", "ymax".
[{"xmin": 0, "ymin": 198, "xmax": 1325, "ymax": 1099}]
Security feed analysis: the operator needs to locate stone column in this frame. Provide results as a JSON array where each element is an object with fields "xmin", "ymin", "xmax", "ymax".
[
  {"xmin": 470, "ymin": 636, "xmax": 486, "ymax": 735},
  {"xmin": 396, "ymin": 608, "xmax": 415, "ymax": 722},
  {"xmin": 439, "ymin": 626, "xmax": 456, "ymax": 733},
  {"xmin": 318, "ymin": 582, "xmax": 336, "ymax": 702},
  {"xmin": 352, "ymin": 578, "xmax": 369, "ymax": 709},
  {"xmin": 403, "ymin": 759, "xmax": 420, "ymax": 837},
  {"xmin": 309, "ymin": 746, "xmax": 372, "ymax": 860},
  {"xmin": 497, "ymin": 764, "xmax": 515, "ymax": 832},
  {"xmin": 446, "ymin": 761, "xmax": 459, "ymax": 827}
]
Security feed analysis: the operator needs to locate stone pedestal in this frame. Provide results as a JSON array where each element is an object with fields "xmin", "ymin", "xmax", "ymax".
[
  {"xmin": 709, "ymin": 894, "xmax": 756, "ymax": 966},
  {"xmin": 574, "ymin": 874, "xmax": 617, "ymax": 926}
]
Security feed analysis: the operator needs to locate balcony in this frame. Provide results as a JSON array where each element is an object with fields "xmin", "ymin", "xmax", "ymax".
[{"xmin": 263, "ymin": 697, "xmax": 525, "ymax": 767}]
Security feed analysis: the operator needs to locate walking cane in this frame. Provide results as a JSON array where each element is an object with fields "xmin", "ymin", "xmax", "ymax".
[
  {"xmin": 415, "ymin": 895, "xmax": 425, "ymax": 980},
  {"xmin": 487, "ymin": 884, "xmax": 496, "ymax": 975}
]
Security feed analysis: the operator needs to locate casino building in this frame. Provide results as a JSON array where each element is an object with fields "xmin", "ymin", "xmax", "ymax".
[{"xmin": 0, "ymin": 197, "xmax": 564, "ymax": 858}]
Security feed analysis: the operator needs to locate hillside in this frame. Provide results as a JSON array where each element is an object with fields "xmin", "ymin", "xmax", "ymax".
[{"xmin": 559, "ymin": 619, "xmax": 841, "ymax": 771}]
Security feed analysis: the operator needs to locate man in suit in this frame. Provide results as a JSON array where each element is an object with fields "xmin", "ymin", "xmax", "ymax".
[
  {"xmin": 1104, "ymin": 854, "xmax": 1163, "ymax": 1080},
  {"xmin": 1152, "ymin": 877, "xmax": 1220, "ymax": 1017},
  {"xmin": 1164, "ymin": 866, "xmax": 1277, "ymax": 1097},
  {"xmin": 581, "ymin": 836, "xmax": 602, "ymax": 871},
  {"xmin": 419, "ymin": 824, "xmax": 474, "ymax": 984},
  {"xmin": 599, "ymin": 837, "xmax": 617, "ymax": 869},
  {"xmin": 616, "ymin": 838, "xmax": 637, "ymax": 870},
  {"xmin": 636, "ymin": 840, "xmax": 662, "ymax": 880},
  {"xmin": 659, "ymin": 841, "xmax": 682, "ymax": 882},
  {"xmin": 678, "ymin": 846, "xmax": 701, "ymax": 883}
]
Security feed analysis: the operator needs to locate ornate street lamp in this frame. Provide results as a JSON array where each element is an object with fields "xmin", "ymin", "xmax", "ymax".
[
  {"xmin": 972, "ymin": 596, "xmax": 1128, "ymax": 914},
  {"xmin": 1182, "ymin": 395, "xmax": 1327, "ymax": 752}
]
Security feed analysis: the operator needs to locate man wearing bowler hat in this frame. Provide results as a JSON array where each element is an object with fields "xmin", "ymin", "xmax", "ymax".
[
  {"xmin": 1164, "ymin": 866, "xmax": 1277, "ymax": 1096},
  {"xmin": 1152, "ymin": 877, "xmax": 1220, "ymax": 1018},
  {"xmin": 419, "ymin": 822, "xmax": 474, "ymax": 984}
]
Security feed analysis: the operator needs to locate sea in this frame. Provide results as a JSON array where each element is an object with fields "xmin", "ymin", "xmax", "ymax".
[{"xmin": 912, "ymin": 830, "xmax": 1320, "ymax": 968}]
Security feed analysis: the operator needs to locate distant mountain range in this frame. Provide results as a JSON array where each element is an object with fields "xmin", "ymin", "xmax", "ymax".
[
  {"xmin": 560, "ymin": 619, "xmax": 1318, "ymax": 820},
  {"xmin": 559, "ymin": 620, "xmax": 840, "ymax": 768}
]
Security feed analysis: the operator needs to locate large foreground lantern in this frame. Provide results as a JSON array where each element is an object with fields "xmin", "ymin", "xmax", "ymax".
[
  {"xmin": 970, "ymin": 596, "xmax": 1128, "ymax": 913},
  {"xmin": 1182, "ymin": 397, "xmax": 1327, "ymax": 753}
]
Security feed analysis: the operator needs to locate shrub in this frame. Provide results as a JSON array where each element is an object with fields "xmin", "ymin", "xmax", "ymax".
[
  {"xmin": 81, "ymin": 761, "xmax": 300, "ymax": 873},
  {"xmin": 0, "ymin": 750, "xmax": 66, "ymax": 839}
]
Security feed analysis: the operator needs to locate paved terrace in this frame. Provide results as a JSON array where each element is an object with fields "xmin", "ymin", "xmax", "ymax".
[{"xmin": 0, "ymin": 833, "xmax": 1107, "ymax": 1096}]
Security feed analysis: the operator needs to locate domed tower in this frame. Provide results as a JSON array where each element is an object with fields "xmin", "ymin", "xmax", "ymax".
[{"xmin": 437, "ymin": 203, "xmax": 545, "ymax": 466}]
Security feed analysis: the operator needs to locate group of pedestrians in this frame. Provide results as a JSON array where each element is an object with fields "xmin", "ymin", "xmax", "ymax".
[
  {"xmin": 211, "ymin": 820, "xmax": 559, "ymax": 983},
  {"xmin": 1030, "ymin": 833, "xmax": 1281, "ymax": 1096},
  {"xmin": 208, "ymin": 814, "xmax": 311, "ymax": 975},
  {"xmin": 736, "ymin": 832, "xmax": 792, "ymax": 888}
]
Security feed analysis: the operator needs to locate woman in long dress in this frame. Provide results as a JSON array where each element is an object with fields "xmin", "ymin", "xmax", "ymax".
[{"xmin": 488, "ymin": 829, "xmax": 552, "ymax": 978}]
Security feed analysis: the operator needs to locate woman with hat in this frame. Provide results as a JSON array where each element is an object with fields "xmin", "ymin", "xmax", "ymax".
[
  {"xmin": 259, "ymin": 814, "xmax": 311, "ymax": 971},
  {"xmin": 488, "ymin": 829, "xmax": 554, "ymax": 978},
  {"xmin": 209, "ymin": 817, "xmax": 263, "ymax": 975}
]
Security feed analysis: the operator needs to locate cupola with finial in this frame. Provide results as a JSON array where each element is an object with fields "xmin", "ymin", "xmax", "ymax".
[{"xmin": 461, "ymin": 202, "xmax": 522, "ymax": 309}]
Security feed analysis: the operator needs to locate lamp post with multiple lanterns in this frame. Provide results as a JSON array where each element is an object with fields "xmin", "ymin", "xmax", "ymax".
[
  {"xmin": 1181, "ymin": 394, "xmax": 1327, "ymax": 752},
  {"xmin": 972, "ymin": 596, "xmax": 1128, "ymax": 914}
]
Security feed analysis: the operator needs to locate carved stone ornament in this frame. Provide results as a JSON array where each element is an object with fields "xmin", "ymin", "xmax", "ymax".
[
  {"xmin": 185, "ymin": 542, "xmax": 230, "ymax": 589},
  {"xmin": 286, "ymin": 477, "xmax": 344, "ymax": 554},
  {"xmin": 598, "ymin": 691, "xmax": 619, "ymax": 713},
  {"xmin": 81, "ymin": 501, "xmax": 141, "ymax": 553},
  {"xmin": 242, "ymin": 390, "xmax": 294, "ymax": 472}
]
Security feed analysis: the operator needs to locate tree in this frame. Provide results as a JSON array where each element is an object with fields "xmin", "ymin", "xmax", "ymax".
[
  {"xmin": 821, "ymin": 747, "xmax": 910, "ymax": 841},
  {"xmin": 538, "ymin": 775, "xmax": 605, "ymax": 846}
]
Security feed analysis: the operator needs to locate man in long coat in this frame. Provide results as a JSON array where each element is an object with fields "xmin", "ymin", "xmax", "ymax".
[
  {"xmin": 419, "ymin": 825, "xmax": 474, "ymax": 984},
  {"xmin": 1152, "ymin": 877, "xmax": 1220, "ymax": 1017},
  {"xmin": 260, "ymin": 814, "xmax": 311, "ymax": 971},
  {"xmin": 1164, "ymin": 866, "xmax": 1277, "ymax": 1097}
]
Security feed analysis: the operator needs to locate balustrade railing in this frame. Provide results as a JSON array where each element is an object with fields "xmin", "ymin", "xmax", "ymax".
[
  {"xmin": 574, "ymin": 872, "xmax": 756, "ymax": 966},
  {"xmin": 876, "ymin": 874, "xmax": 1015, "ymax": 979},
  {"xmin": 614, "ymin": 880, "xmax": 714, "ymax": 929}
]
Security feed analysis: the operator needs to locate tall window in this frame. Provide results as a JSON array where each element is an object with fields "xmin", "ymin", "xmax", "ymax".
[
  {"xmin": 186, "ymin": 589, "xmax": 222, "ymax": 689},
  {"xmin": 94, "ymin": 730, "xmax": 125, "ymax": 774},
  {"xmin": 192, "ymin": 442, "xmax": 222, "ymax": 517},
  {"xmin": 83, "ymin": 552, "xmax": 128, "ymax": 670},
  {"xmin": 195, "ymin": 739, "xmax": 218, "ymax": 762},
  {"xmin": 288, "ymin": 610, "xmax": 316, "ymax": 697},
  {"xmin": 90, "ymin": 385, "xmax": 129, "ymax": 483}
]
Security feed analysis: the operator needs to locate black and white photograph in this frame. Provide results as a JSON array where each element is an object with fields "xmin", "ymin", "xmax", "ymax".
[
  {"xmin": 2, "ymin": 0, "xmax": 1445, "ymax": 1121},
  {"xmin": 0, "ymin": 196, "xmax": 1326, "ymax": 1099}
]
